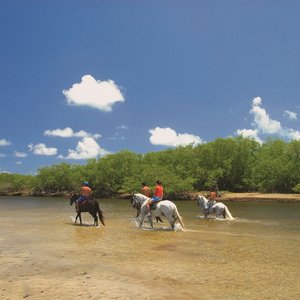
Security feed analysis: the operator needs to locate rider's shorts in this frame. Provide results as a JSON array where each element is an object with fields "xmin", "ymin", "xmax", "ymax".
[
  {"xmin": 151, "ymin": 196, "xmax": 161, "ymax": 203},
  {"xmin": 77, "ymin": 196, "xmax": 88, "ymax": 204}
]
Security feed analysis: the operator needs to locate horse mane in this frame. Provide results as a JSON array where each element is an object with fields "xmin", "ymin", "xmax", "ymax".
[
  {"xmin": 197, "ymin": 194, "xmax": 208, "ymax": 204},
  {"xmin": 135, "ymin": 193, "xmax": 150, "ymax": 199}
]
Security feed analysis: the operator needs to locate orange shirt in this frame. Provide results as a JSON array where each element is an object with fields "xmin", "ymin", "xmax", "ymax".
[
  {"xmin": 154, "ymin": 185, "xmax": 163, "ymax": 198},
  {"xmin": 80, "ymin": 186, "xmax": 92, "ymax": 197},
  {"xmin": 141, "ymin": 186, "xmax": 151, "ymax": 197}
]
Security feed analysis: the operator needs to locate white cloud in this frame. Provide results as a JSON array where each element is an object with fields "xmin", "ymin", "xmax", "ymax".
[
  {"xmin": 0, "ymin": 139, "xmax": 12, "ymax": 146},
  {"xmin": 283, "ymin": 128, "xmax": 300, "ymax": 140},
  {"xmin": 283, "ymin": 110, "xmax": 297, "ymax": 120},
  {"xmin": 0, "ymin": 153, "xmax": 6, "ymax": 158},
  {"xmin": 61, "ymin": 137, "xmax": 109, "ymax": 160},
  {"xmin": 0, "ymin": 169, "xmax": 10, "ymax": 173},
  {"xmin": 236, "ymin": 97, "xmax": 300, "ymax": 142},
  {"xmin": 252, "ymin": 96, "xmax": 262, "ymax": 106},
  {"xmin": 16, "ymin": 161, "xmax": 22, "ymax": 165},
  {"xmin": 236, "ymin": 129, "xmax": 263, "ymax": 144},
  {"xmin": 44, "ymin": 127, "xmax": 101, "ymax": 139},
  {"xmin": 62, "ymin": 74, "xmax": 124, "ymax": 112},
  {"xmin": 149, "ymin": 127, "xmax": 204, "ymax": 147},
  {"xmin": 28, "ymin": 143, "xmax": 58, "ymax": 156},
  {"xmin": 250, "ymin": 102, "xmax": 282, "ymax": 134},
  {"xmin": 14, "ymin": 151, "xmax": 28, "ymax": 158}
]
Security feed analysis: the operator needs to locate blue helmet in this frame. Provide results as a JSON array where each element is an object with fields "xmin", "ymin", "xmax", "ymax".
[{"xmin": 83, "ymin": 181, "xmax": 89, "ymax": 186}]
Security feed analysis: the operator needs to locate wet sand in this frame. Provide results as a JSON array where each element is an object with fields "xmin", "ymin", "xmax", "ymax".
[{"xmin": 0, "ymin": 197, "xmax": 300, "ymax": 299}]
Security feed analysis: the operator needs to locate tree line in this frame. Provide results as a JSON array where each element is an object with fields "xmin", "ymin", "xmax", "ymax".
[{"xmin": 1, "ymin": 137, "xmax": 300, "ymax": 197}]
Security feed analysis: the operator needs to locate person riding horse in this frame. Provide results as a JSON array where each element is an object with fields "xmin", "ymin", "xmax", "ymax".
[
  {"xmin": 145, "ymin": 180, "xmax": 163, "ymax": 217},
  {"xmin": 204, "ymin": 192, "xmax": 217, "ymax": 214},
  {"xmin": 141, "ymin": 182, "xmax": 151, "ymax": 197},
  {"xmin": 76, "ymin": 181, "xmax": 92, "ymax": 211}
]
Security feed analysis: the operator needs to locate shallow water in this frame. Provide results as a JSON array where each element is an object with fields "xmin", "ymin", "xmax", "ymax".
[{"xmin": 0, "ymin": 196, "xmax": 299, "ymax": 299}]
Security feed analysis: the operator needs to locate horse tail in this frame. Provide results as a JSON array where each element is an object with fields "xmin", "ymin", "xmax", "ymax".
[
  {"xmin": 224, "ymin": 206, "xmax": 234, "ymax": 220},
  {"xmin": 174, "ymin": 206, "xmax": 184, "ymax": 229},
  {"xmin": 96, "ymin": 202, "xmax": 105, "ymax": 226}
]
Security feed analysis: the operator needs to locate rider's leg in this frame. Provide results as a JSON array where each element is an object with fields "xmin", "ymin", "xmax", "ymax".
[
  {"xmin": 76, "ymin": 196, "xmax": 84, "ymax": 211},
  {"xmin": 204, "ymin": 203, "xmax": 209, "ymax": 216},
  {"xmin": 146, "ymin": 200, "xmax": 152, "ymax": 215}
]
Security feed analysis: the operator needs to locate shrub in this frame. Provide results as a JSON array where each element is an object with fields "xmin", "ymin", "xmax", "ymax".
[{"xmin": 292, "ymin": 184, "xmax": 300, "ymax": 194}]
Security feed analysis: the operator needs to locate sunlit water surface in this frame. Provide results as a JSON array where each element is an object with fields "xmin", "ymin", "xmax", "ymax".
[{"xmin": 0, "ymin": 196, "xmax": 299, "ymax": 299}]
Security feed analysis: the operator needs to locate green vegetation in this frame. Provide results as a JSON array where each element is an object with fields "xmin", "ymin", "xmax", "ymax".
[{"xmin": 1, "ymin": 137, "xmax": 299, "ymax": 196}]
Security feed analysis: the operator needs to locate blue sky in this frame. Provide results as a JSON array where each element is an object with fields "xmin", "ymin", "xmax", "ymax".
[{"xmin": 1, "ymin": 1, "xmax": 299, "ymax": 174}]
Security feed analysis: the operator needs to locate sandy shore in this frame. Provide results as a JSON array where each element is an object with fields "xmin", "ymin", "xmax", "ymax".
[
  {"xmin": 219, "ymin": 192, "xmax": 300, "ymax": 203},
  {"xmin": 2, "ymin": 191, "xmax": 300, "ymax": 203}
]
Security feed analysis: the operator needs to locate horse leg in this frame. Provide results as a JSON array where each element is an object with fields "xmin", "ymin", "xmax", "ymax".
[
  {"xmin": 156, "ymin": 217, "xmax": 163, "ymax": 223},
  {"xmin": 75, "ymin": 212, "xmax": 79, "ymax": 224},
  {"xmin": 88, "ymin": 211, "xmax": 98, "ymax": 226},
  {"xmin": 165, "ymin": 214, "xmax": 175, "ymax": 230},
  {"xmin": 203, "ymin": 208, "xmax": 208, "ymax": 218},
  {"xmin": 94, "ymin": 214, "xmax": 98, "ymax": 226},
  {"xmin": 169, "ymin": 216, "xmax": 176, "ymax": 230},
  {"xmin": 139, "ymin": 214, "xmax": 146, "ymax": 227},
  {"xmin": 75, "ymin": 212, "xmax": 82, "ymax": 225},
  {"xmin": 171, "ymin": 221, "xmax": 175, "ymax": 230},
  {"xmin": 149, "ymin": 215, "xmax": 153, "ymax": 228},
  {"xmin": 223, "ymin": 209, "xmax": 226, "ymax": 219}
]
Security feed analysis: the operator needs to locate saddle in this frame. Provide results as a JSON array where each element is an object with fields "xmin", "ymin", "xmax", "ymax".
[
  {"xmin": 150, "ymin": 200, "xmax": 162, "ymax": 210},
  {"xmin": 79, "ymin": 197, "xmax": 93, "ymax": 206}
]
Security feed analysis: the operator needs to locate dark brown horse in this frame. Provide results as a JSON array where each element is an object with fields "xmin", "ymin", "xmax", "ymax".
[{"xmin": 70, "ymin": 193, "xmax": 105, "ymax": 226}]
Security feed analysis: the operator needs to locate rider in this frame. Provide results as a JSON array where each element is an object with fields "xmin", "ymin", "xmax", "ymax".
[
  {"xmin": 204, "ymin": 191, "xmax": 217, "ymax": 214},
  {"xmin": 76, "ymin": 181, "xmax": 92, "ymax": 211},
  {"xmin": 141, "ymin": 182, "xmax": 151, "ymax": 197},
  {"xmin": 146, "ymin": 180, "xmax": 163, "ymax": 216}
]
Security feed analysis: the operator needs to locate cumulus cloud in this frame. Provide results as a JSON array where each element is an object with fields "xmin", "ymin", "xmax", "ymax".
[
  {"xmin": 283, "ymin": 110, "xmax": 297, "ymax": 120},
  {"xmin": 0, "ymin": 139, "xmax": 12, "ymax": 146},
  {"xmin": 236, "ymin": 129, "xmax": 263, "ymax": 144},
  {"xmin": 44, "ymin": 127, "xmax": 101, "ymax": 139},
  {"xmin": 236, "ymin": 96, "xmax": 300, "ymax": 142},
  {"xmin": 62, "ymin": 74, "xmax": 124, "ymax": 112},
  {"xmin": 60, "ymin": 137, "xmax": 109, "ymax": 160},
  {"xmin": 14, "ymin": 151, "xmax": 28, "ymax": 158},
  {"xmin": 250, "ymin": 99, "xmax": 282, "ymax": 134},
  {"xmin": 283, "ymin": 128, "xmax": 300, "ymax": 140},
  {"xmin": 252, "ymin": 96, "xmax": 262, "ymax": 106},
  {"xmin": 149, "ymin": 127, "xmax": 204, "ymax": 147},
  {"xmin": 28, "ymin": 143, "xmax": 58, "ymax": 156}
]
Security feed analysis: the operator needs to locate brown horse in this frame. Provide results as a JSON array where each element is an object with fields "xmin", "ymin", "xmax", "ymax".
[{"xmin": 70, "ymin": 193, "xmax": 105, "ymax": 226}]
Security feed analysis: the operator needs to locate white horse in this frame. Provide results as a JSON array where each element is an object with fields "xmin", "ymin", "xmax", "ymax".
[
  {"xmin": 196, "ymin": 195, "xmax": 234, "ymax": 220},
  {"xmin": 131, "ymin": 193, "xmax": 184, "ymax": 230}
]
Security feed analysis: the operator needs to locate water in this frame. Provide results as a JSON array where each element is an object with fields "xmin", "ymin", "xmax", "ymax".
[{"xmin": 0, "ymin": 196, "xmax": 299, "ymax": 299}]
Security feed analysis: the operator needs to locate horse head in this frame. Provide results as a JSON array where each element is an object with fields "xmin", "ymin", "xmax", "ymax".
[
  {"xmin": 69, "ymin": 192, "xmax": 79, "ymax": 206},
  {"xmin": 131, "ymin": 194, "xmax": 142, "ymax": 213},
  {"xmin": 196, "ymin": 195, "xmax": 208, "ymax": 207}
]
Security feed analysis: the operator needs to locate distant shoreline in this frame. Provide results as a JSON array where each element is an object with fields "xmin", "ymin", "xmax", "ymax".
[
  {"xmin": 217, "ymin": 192, "xmax": 300, "ymax": 203},
  {"xmin": 1, "ymin": 191, "xmax": 300, "ymax": 203}
]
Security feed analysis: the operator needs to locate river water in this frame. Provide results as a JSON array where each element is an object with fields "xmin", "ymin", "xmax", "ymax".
[{"xmin": 0, "ymin": 196, "xmax": 299, "ymax": 299}]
